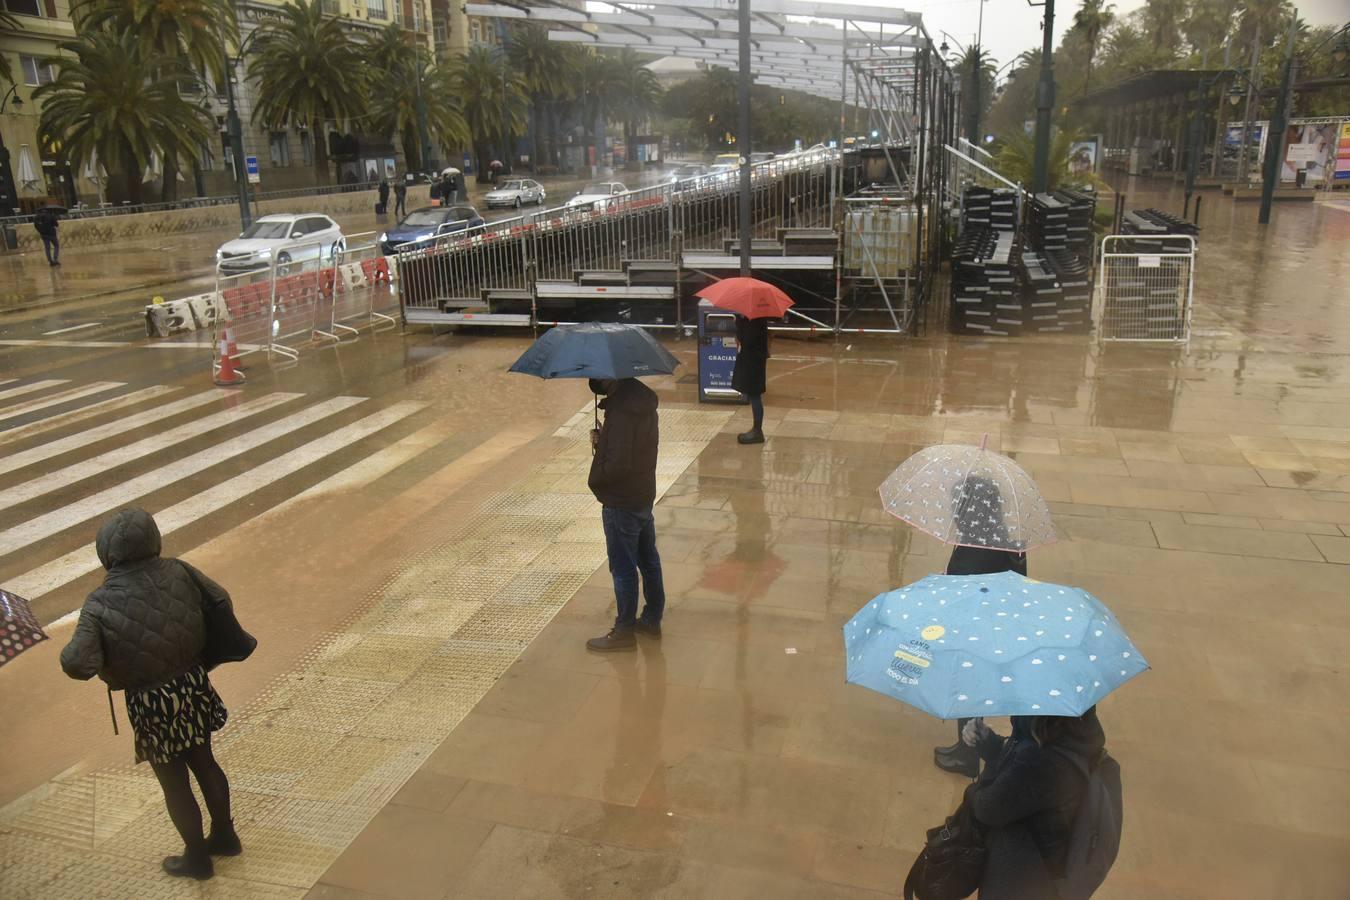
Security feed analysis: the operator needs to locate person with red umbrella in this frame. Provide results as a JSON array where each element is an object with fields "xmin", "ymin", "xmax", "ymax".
[{"xmin": 695, "ymin": 278, "xmax": 794, "ymax": 446}]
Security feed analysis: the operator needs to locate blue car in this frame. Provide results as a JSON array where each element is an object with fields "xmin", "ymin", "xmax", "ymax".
[{"xmin": 379, "ymin": 205, "xmax": 485, "ymax": 255}]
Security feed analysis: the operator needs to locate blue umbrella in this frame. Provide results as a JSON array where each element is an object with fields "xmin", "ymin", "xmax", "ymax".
[
  {"xmin": 508, "ymin": 322, "xmax": 680, "ymax": 381},
  {"xmin": 843, "ymin": 571, "xmax": 1148, "ymax": 719}
]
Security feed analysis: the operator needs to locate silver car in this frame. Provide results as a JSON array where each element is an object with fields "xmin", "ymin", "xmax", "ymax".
[{"xmin": 484, "ymin": 178, "xmax": 547, "ymax": 209}]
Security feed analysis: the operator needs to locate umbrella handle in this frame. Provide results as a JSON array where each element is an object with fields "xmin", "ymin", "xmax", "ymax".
[{"xmin": 592, "ymin": 395, "xmax": 599, "ymax": 456}]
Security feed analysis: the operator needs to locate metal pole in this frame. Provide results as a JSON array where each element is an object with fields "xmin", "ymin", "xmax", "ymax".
[
  {"xmin": 415, "ymin": 46, "xmax": 434, "ymax": 172},
  {"xmin": 1258, "ymin": 11, "xmax": 1298, "ymax": 226},
  {"xmin": 1032, "ymin": 0, "xmax": 1056, "ymax": 193},
  {"xmin": 1236, "ymin": 28, "xmax": 1261, "ymax": 184},
  {"xmin": 0, "ymin": 89, "xmax": 18, "ymax": 219},
  {"xmin": 223, "ymin": 54, "xmax": 253, "ymax": 231},
  {"xmin": 737, "ymin": 0, "xmax": 752, "ymax": 276},
  {"xmin": 1184, "ymin": 84, "xmax": 1202, "ymax": 217},
  {"xmin": 970, "ymin": 0, "xmax": 986, "ymax": 144}
]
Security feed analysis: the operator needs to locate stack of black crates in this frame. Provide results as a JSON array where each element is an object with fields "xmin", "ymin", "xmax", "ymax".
[
  {"xmin": 1098, "ymin": 209, "xmax": 1199, "ymax": 340},
  {"xmin": 950, "ymin": 186, "xmax": 1097, "ymax": 336}
]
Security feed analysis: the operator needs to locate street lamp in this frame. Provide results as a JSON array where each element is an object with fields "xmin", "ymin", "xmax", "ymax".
[{"xmin": 0, "ymin": 87, "xmax": 24, "ymax": 217}]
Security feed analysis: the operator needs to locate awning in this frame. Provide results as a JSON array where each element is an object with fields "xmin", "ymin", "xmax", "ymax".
[{"xmin": 1076, "ymin": 69, "xmax": 1228, "ymax": 108}]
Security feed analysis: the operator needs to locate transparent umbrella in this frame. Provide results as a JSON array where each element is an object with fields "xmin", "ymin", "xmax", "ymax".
[{"xmin": 879, "ymin": 439, "xmax": 1056, "ymax": 551}]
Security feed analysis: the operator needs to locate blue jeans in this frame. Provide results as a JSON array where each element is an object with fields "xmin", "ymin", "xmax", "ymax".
[
  {"xmin": 601, "ymin": 506, "xmax": 665, "ymax": 628},
  {"xmin": 41, "ymin": 234, "xmax": 59, "ymax": 264}
]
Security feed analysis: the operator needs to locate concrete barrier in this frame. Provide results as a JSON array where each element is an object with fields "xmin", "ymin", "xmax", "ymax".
[{"xmin": 144, "ymin": 292, "xmax": 227, "ymax": 337}]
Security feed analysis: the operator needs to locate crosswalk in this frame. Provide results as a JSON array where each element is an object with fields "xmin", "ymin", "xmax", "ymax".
[{"xmin": 0, "ymin": 377, "xmax": 434, "ymax": 620}]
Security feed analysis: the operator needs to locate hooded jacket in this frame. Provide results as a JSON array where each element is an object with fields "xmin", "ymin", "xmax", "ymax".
[
  {"xmin": 588, "ymin": 378, "xmax": 660, "ymax": 512},
  {"xmin": 968, "ymin": 709, "xmax": 1109, "ymax": 900},
  {"xmin": 60, "ymin": 508, "xmax": 229, "ymax": 691}
]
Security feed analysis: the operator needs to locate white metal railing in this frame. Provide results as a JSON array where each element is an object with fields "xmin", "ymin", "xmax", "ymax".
[{"xmin": 1094, "ymin": 233, "xmax": 1196, "ymax": 344}]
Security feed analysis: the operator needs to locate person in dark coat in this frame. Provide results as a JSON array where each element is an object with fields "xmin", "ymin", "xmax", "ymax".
[
  {"xmin": 586, "ymin": 377, "xmax": 665, "ymax": 651},
  {"xmin": 935, "ymin": 475, "xmax": 1028, "ymax": 778},
  {"xmin": 60, "ymin": 509, "xmax": 242, "ymax": 881},
  {"xmin": 961, "ymin": 708, "xmax": 1108, "ymax": 900},
  {"xmin": 377, "ymin": 179, "xmax": 390, "ymax": 215},
  {"xmin": 394, "ymin": 177, "xmax": 408, "ymax": 218},
  {"xmin": 429, "ymin": 177, "xmax": 443, "ymax": 207},
  {"xmin": 34, "ymin": 206, "xmax": 60, "ymax": 266},
  {"xmin": 731, "ymin": 314, "xmax": 770, "ymax": 444}
]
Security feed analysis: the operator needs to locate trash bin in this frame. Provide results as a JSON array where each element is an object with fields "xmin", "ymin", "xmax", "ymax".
[
  {"xmin": 1295, "ymin": 167, "xmax": 1307, "ymax": 188},
  {"xmin": 697, "ymin": 299, "xmax": 746, "ymax": 404},
  {"xmin": 1, "ymin": 226, "xmax": 16, "ymax": 251}
]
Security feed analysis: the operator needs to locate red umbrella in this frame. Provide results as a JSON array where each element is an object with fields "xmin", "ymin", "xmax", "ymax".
[
  {"xmin": 696, "ymin": 277, "xmax": 795, "ymax": 319},
  {"xmin": 1, "ymin": 588, "xmax": 48, "ymax": 668}
]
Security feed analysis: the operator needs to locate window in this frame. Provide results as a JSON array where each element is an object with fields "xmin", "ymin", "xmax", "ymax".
[
  {"xmin": 20, "ymin": 55, "xmax": 55, "ymax": 87},
  {"xmin": 269, "ymin": 132, "xmax": 290, "ymax": 167},
  {"xmin": 4, "ymin": 0, "xmax": 43, "ymax": 18},
  {"xmin": 300, "ymin": 130, "xmax": 314, "ymax": 166},
  {"xmin": 199, "ymin": 140, "xmax": 214, "ymax": 172},
  {"xmin": 366, "ymin": 0, "xmax": 386, "ymax": 19},
  {"xmin": 470, "ymin": 19, "xmax": 481, "ymax": 43}
]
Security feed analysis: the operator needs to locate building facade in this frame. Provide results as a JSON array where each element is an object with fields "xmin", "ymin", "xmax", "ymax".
[{"xmin": 1, "ymin": 0, "xmax": 77, "ymax": 213}]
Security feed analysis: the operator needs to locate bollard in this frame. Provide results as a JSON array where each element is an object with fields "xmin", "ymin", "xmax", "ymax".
[{"xmin": 1193, "ymin": 195, "xmax": 1203, "ymax": 227}]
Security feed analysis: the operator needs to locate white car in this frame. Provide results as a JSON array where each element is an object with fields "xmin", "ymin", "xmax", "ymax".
[
  {"xmin": 216, "ymin": 214, "xmax": 346, "ymax": 273},
  {"xmin": 564, "ymin": 181, "xmax": 628, "ymax": 210},
  {"xmin": 484, "ymin": 179, "xmax": 547, "ymax": 209}
]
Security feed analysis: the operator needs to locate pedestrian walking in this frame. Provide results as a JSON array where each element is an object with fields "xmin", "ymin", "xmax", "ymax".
[
  {"xmin": 446, "ymin": 172, "xmax": 459, "ymax": 201},
  {"xmin": 394, "ymin": 177, "xmax": 408, "ymax": 218},
  {"xmin": 429, "ymin": 177, "xmax": 443, "ymax": 208},
  {"xmin": 33, "ymin": 206, "xmax": 60, "ymax": 266},
  {"xmin": 60, "ymin": 508, "xmax": 254, "ymax": 881},
  {"xmin": 586, "ymin": 377, "xmax": 666, "ymax": 651},
  {"xmin": 732, "ymin": 314, "xmax": 770, "ymax": 444},
  {"xmin": 934, "ymin": 475, "xmax": 1028, "ymax": 779},
  {"xmin": 377, "ymin": 178, "xmax": 390, "ymax": 217},
  {"xmin": 960, "ymin": 708, "xmax": 1114, "ymax": 900}
]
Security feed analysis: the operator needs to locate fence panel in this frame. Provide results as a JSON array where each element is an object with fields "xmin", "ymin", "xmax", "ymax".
[
  {"xmin": 212, "ymin": 261, "xmax": 275, "ymax": 379},
  {"xmin": 396, "ymin": 218, "xmax": 529, "ymax": 313},
  {"xmin": 1095, "ymin": 234, "xmax": 1195, "ymax": 343}
]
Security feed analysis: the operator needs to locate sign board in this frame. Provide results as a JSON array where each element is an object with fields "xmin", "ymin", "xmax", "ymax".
[
  {"xmin": 1338, "ymin": 123, "xmax": 1350, "ymax": 182},
  {"xmin": 1137, "ymin": 255, "xmax": 1162, "ymax": 268},
  {"xmin": 244, "ymin": 156, "xmax": 260, "ymax": 185},
  {"xmin": 1285, "ymin": 143, "xmax": 1317, "ymax": 164}
]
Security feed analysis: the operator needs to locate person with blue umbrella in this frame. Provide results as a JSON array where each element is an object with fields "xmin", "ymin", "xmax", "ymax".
[{"xmin": 510, "ymin": 324, "xmax": 680, "ymax": 651}]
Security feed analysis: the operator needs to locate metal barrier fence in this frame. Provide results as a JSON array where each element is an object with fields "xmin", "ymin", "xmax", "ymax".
[
  {"xmin": 313, "ymin": 231, "xmax": 399, "ymax": 341},
  {"xmin": 397, "ymin": 218, "xmax": 530, "ymax": 313},
  {"xmin": 675, "ymin": 149, "xmax": 836, "ymax": 252},
  {"xmin": 1094, "ymin": 234, "xmax": 1195, "ymax": 344},
  {"xmin": 529, "ymin": 182, "xmax": 674, "ymax": 280}
]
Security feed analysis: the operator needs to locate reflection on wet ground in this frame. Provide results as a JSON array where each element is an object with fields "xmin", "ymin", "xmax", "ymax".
[{"xmin": 0, "ymin": 181, "xmax": 1347, "ymax": 898}]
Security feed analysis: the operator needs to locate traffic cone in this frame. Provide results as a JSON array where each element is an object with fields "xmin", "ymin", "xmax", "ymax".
[{"xmin": 214, "ymin": 326, "xmax": 245, "ymax": 386}]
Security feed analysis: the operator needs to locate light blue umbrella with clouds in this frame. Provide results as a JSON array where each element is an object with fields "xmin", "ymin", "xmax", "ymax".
[{"xmin": 843, "ymin": 571, "xmax": 1148, "ymax": 719}]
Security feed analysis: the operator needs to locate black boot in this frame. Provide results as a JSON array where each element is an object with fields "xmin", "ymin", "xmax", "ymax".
[
  {"xmin": 934, "ymin": 743, "xmax": 980, "ymax": 779},
  {"xmin": 162, "ymin": 845, "xmax": 214, "ymax": 880},
  {"xmin": 207, "ymin": 820, "xmax": 242, "ymax": 856},
  {"xmin": 737, "ymin": 428, "xmax": 765, "ymax": 445}
]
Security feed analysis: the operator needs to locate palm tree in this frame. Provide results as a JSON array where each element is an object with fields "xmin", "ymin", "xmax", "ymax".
[
  {"xmin": 36, "ymin": 30, "xmax": 212, "ymax": 204},
  {"xmin": 1142, "ymin": 0, "xmax": 1189, "ymax": 56},
  {"xmin": 364, "ymin": 23, "xmax": 468, "ymax": 171},
  {"xmin": 247, "ymin": 0, "xmax": 369, "ymax": 185},
  {"xmin": 1072, "ymin": 0, "xmax": 1115, "ymax": 95},
  {"xmin": 507, "ymin": 24, "xmax": 575, "ymax": 169},
  {"xmin": 574, "ymin": 50, "xmax": 623, "ymax": 169},
  {"xmin": 442, "ymin": 46, "xmax": 527, "ymax": 181},
  {"xmin": 1182, "ymin": 0, "xmax": 1238, "ymax": 63},
  {"xmin": 69, "ymin": 0, "xmax": 236, "ymax": 201},
  {"xmin": 606, "ymin": 49, "xmax": 662, "ymax": 165},
  {"xmin": 994, "ymin": 128, "xmax": 1079, "ymax": 190}
]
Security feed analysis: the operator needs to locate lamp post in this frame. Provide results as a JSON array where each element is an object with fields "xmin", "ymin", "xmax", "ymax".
[
  {"xmin": 737, "ymin": 0, "xmax": 751, "ymax": 276},
  {"xmin": 0, "ymin": 86, "xmax": 23, "ymax": 217},
  {"xmin": 1028, "ymin": 0, "xmax": 1056, "ymax": 193}
]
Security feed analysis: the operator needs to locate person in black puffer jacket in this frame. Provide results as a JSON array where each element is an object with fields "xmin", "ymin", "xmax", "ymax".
[
  {"xmin": 61, "ymin": 508, "xmax": 241, "ymax": 881},
  {"xmin": 962, "ymin": 709, "xmax": 1108, "ymax": 900},
  {"xmin": 585, "ymin": 377, "xmax": 665, "ymax": 652}
]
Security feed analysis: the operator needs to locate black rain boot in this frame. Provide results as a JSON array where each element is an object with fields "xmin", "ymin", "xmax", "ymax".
[
  {"xmin": 737, "ymin": 428, "xmax": 765, "ymax": 445},
  {"xmin": 934, "ymin": 743, "xmax": 980, "ymax": 779},
  {"xmin": 162, "ymin": 844, "xmax": 214, "ymax": 880},
  {"xmin": 207, "ymin": 820, "xmax": 242, "ymax": 856}
]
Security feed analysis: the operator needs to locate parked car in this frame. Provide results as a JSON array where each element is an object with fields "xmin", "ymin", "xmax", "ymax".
[
  {"xmin": 565, "ymin": 182, "xmax": 629, "ymax": 210},
  {"xmin": 750, "ymin": 151, "xmax": 775, "ymax": 164},
  {"xmin": 216, "ymin": 214, "xmax": 344, "ymax": 273},
  {"xmin": 484, "ymin": 178, "xmax": 547, "ymax": 209},
  {"xmin": 379, "ymin": 205, "xmax": 485, "ymax": 255}
]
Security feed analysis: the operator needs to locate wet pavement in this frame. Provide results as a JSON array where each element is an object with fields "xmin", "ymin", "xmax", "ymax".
[{"xmin": 0, "ymin": 179, "xmax": 1348, "ymax": 898}]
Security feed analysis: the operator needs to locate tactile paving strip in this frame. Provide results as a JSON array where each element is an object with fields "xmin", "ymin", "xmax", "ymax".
[{"xmin": 0, "ymin": 401, "xmax": 730, "ymax": 897}]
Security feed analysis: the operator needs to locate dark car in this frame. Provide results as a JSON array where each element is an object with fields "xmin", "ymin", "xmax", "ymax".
[{"xmin": 379, "ymin": 205, "xmax": 485, "ymax": 255}]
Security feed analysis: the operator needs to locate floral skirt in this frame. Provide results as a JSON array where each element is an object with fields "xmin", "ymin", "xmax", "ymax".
[{"xmin": 125, "ymin": 665, "xmax": 228, "ymax": 765}]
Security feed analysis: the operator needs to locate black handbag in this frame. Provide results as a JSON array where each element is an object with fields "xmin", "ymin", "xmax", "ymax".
[
  {"xmin": 183, "ymin": 562, "xmax": 257, "ymax": 670},
  {"xmin": 903, "ymin": 800, "xmax": 987, "ymax": 900}
]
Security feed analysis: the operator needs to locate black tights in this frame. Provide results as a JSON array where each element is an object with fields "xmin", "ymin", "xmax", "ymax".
[{"xmin": 150, "ymin": 740, "xmax": 232, "ymax": 851}]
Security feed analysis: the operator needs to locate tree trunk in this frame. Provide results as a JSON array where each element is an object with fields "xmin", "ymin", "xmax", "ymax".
[
  {"xmin": 313, "ymin": 118, "xmax": 330, "ymax": 184},
  {"xmin": 623, "ymin": 119, "xmax": 634, "ymax": 166},
  {"xmin": 549, "ymin": 104, "xmax": 561, "ymax": 168},
  {"xmin": 532, "ymin": 101, "xmax": 544, "ymax": 172},
  {"xmin": 474, "ymin": 141, "xmax": 491, "ymax": 182},
  {"xmin": 161, "ymin": 145, "xmax": 180, "ymax": 203}
]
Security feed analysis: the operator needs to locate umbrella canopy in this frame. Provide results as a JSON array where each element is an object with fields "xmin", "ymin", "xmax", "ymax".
[
  {"xmin": 1, "ymin": 588, "xmax": 48, "ymax": 668},
  {"xmin": 508, "ymin": 322, "xmax": 680, "ymax": 381},
  {"xmin": 879, "ymin": 442, "xmax": 1056, "ymax": 552},
  {"xmin": 441, "ymin": 166, "xmax": 461, "ymax": 177},
  {"xmin": 844, "ymin": 571, "xmax": 1148, "ymax": 719},
  {"xmin": 17, "ymin": 145, "xmax": 40, "ymax": 192},
  {"xmin": 696, "ymin": 277, "xmax": 795, "ymax": 319}
]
